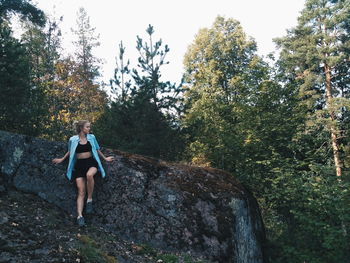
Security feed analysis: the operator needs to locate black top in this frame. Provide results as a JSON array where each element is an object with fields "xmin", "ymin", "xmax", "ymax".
[{"xmin": 75, "ymin": 141, "xmax": 92, "ymax": 153}]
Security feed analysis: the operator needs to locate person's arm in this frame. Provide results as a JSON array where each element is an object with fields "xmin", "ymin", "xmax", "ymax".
[
  {"xmin": 52, "ymin": 151, "xmax": 70, "ymax": 164},
  {"xmin": 97, "ymin": 149, "xmax": 114, "ymax": 162},
  {"xmin": 92, "ymin": 134, "xmax": 114, "ymax": 162}
]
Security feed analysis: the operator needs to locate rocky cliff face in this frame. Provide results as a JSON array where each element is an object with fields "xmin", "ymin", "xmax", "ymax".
[{"xmin": 0, "ymin": 130, "xmax": 266, "ymax": 263}]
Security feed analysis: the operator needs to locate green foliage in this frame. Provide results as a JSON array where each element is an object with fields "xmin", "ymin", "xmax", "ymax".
[
  {"xmin": 40, "ymin": 8, "xmax": 107, "ymax": 140},
  {"xmin": 156, "ymin": 253, "xmax": 207, "ymax": 263},
  {"xmin": 19, "ymin": 16, "xmax": 63, "ymax": 137},
  {"xmin": 182, "ymin": 16, "xmax": 275, "ymax": 172},
  {"xmin": 132, "ymin": 25, "xmax": 182, "ymax": 113},
  {"xmin": 0, "ymin": 1, "xmax": 49, "ymax": 136},
  {"xmin": 275, "ymin": 0, "xmax": 350, "ymax": 177},
  {"xmin": 132, "ymin": 243, "xmax": 205, "ymax": 262},
  {"xmin": 72, "ymin": 7, "xmax": 101, "ymax": 80},
  {"xmin": 2, "ymin": 1, "xmax": 350, "ymax": 262},
  {"xmin": 262, "ymin": 0, "xmax": 350, "ymax": 260},
  {"xmin": 0, "ymin": 23, "xmax": 40, "ymax": 135},
  {"xmin": 21, "ymin": 16, "xmax": 62, "ymax": 80},
  {"xmin": 38, "ymin": 57, "xmax": 106, "ymax": 141},
  {"xmin": 0, "ymin": 0, "xmax": 46, "ymax": 26},
  {"xmin": 109, "ymin": 41, "xmax": 132, "ymax": 102},
  {"xmin": 96, "ymin": 25, "xmax": 184, "ymax": 160},
  {"xmin": 264, "ymin": 168, "xmax": 350, "ymax": 263},
  {"xmin": 77, "ymin": 234, "xmax": 117, "ymax": 263},
  {"xmin": 0, "ymin": 6, "xmax": 106, "ymax": 140},
  {"xmin": 157, "ymin": 254, "xmax": 178, "ymax": 263},
  {"xmin": 134, "ymin": 243, "xmax": 158, "ymax": 257},
  {"xmin": 182, "ymin": 11, "xmax": 350, "ymax": 262}
]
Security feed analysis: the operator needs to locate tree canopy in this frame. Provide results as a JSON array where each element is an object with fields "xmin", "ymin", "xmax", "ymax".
[{"xmin": 1, "ymin": 1, "xmax": 349, "ymax": 262}]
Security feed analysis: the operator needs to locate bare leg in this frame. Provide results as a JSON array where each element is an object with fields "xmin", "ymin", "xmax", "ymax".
[
  {"xmin": 86, "ymin": 167, "xmax": 98, "ymax": 200},
  {"xmin": 76, "ymin": 177, "xmax": 86, "ymax": 217}
]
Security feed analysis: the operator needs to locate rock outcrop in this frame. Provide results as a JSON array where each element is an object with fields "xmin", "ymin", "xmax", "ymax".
[{"xmin": 0, "ymin": 130, "xmax": 266, "ymax": 263}]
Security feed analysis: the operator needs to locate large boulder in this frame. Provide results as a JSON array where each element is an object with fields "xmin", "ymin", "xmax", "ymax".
[{"xmin": 0, "ymin": 130, "xmax": 266, "ymax": 263}]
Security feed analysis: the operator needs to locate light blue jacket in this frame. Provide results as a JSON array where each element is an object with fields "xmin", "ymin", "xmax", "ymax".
[{"xmin": 66, "ymin": 134, "xmax": 105, "ymax": 180}]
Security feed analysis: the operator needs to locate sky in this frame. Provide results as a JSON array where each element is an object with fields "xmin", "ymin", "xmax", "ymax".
[{"xmin": 31, "ymin": 0, "xmax": 306, "ymax": 85}]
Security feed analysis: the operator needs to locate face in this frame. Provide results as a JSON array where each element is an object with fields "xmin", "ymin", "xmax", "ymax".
[{"xmin": 81, "ymin": 122, "xmax": 91, "ymax": 134}]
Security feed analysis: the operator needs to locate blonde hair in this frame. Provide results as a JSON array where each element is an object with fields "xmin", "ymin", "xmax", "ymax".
[{"xmin": 73, "ymin": 120, "xmax": 90, "ymax": 134}]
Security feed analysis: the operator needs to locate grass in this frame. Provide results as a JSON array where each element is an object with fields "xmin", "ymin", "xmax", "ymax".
[
  {"xmin": 156, "ymin": 253, "xmax": 179, "ymax": 263},
  {"xmin": 156, "ymin": 253, "xmax": 208, "ymax": 263},
  {"xmin": 133, "ymin": 243, "xmax": 207, "ymax": 263},
  {"xmin": 77, "ymin": 234, "xmax": 117, "ymax": 263},
  {"xmin": 134, "ymin": 243, "xmax": 158, "ymax": 257}
]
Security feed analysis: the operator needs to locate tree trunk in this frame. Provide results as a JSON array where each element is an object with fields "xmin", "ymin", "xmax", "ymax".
[{"xmin": 324, "ymin": 63, "xmax": 342, "ymax": 177}]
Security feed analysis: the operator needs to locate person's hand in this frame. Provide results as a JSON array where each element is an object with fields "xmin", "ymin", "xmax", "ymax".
[
  {"xmin": 52, "ymin": 158, "xmax": 63, "ymax": 164},
  {"xmin": 105, "ymin": 156, "xmax": 114, "ymax": 162}
]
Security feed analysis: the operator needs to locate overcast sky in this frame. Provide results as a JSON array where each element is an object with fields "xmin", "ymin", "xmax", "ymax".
[{"xmin": 32, "ymin": 0, "xmax": 306, "ymax": 84}]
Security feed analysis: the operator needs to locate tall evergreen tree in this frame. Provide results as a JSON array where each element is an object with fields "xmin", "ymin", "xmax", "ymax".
[
  {"xmin": 0, "ymin": 0, "xmax": 45, "ymax": 26},
  {"xmin": 20, "ymin": 16, "xmax": 63, "ymax": 136},
  {"xmin": 61, "ymin": 7, "xmax": 107, "ymax": 135},
  {"xmin": 181, "ymin": 13, "xmax": 350, "ymax": 262},
  {"xmin": 72, "ymin": 7, "xmax": 100, "ymax": 81},
  {"xmin": 30, "ymin": 7, "xmax": 107, "ymax": 140},
  {"xmin": 21, "ymin": 16, "xmax": 62, "ymax": 80},
  {"xmin": 265, "ymin": 1, "xmax": 350, "ymax": 260},
  {"xmin": 96, "ymin": 25, "xmax": 183, "ymax": 160},
  {"xmin": 275, "ymin": 0, "xmax": 350, "ymax": 177},
  {"xmin": 0, "ymin": 0, "xmax": 45, "ymax": 135},
  {"xmin": 0, "ymin": 24, "xmax": 31, "ymax": 133},
  {"xmin": 110, "ymin": 41, "xmax": 132, "ymax": 103},
  {"xmin": 132, "ymin": 25, "xmax": 182, "ymax": 115}
]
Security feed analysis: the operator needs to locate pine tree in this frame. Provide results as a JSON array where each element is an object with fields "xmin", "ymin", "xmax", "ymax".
[
  {"xmin": 0, "ymin": 24, "xmax": 31, "ymax": 132},
  {"xmin": 72, "ymin": 7, "xmax": 100, "ymax": 81},
  {"xmin": 19, "ymin": 16, "xmax": 63, "ymax": 136},
  {"xmin": 66, "ymin": 7, "xmax": 106, "ymax": 133},
  {"xmin": 275, "ymin": 0, "xmax": 350, "ymax": 177},
  {"xmin": 96, "ymin": 25, "xmax": 183, "ymax": 160},
  {"xmin": 0, "ymin": 0, "xmax": 45, "ymax": 26},
  {"xmin": 21, "ymin": 16, "xmax": 62, "ymax": 81},
  {"xmin": 110, "ymin": 41, "xmax": 132, "ymax": 103},
  {"xmin": 0, "ymin": 0, "xmax": 46, "ymax": 135},
  {"xmin": 266, "ymin": 1, "xmax": 350, "ymax": 260}
]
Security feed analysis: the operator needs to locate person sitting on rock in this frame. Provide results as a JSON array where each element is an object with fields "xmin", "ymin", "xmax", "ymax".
[{"xmin": 52, "ymin": 120, "xmax": 114, "ymax": 227}]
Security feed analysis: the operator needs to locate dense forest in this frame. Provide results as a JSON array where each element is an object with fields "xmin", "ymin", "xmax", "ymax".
[{"xmin": 1, "ymin": 0, "xmax": 349, "ymax": 262}]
